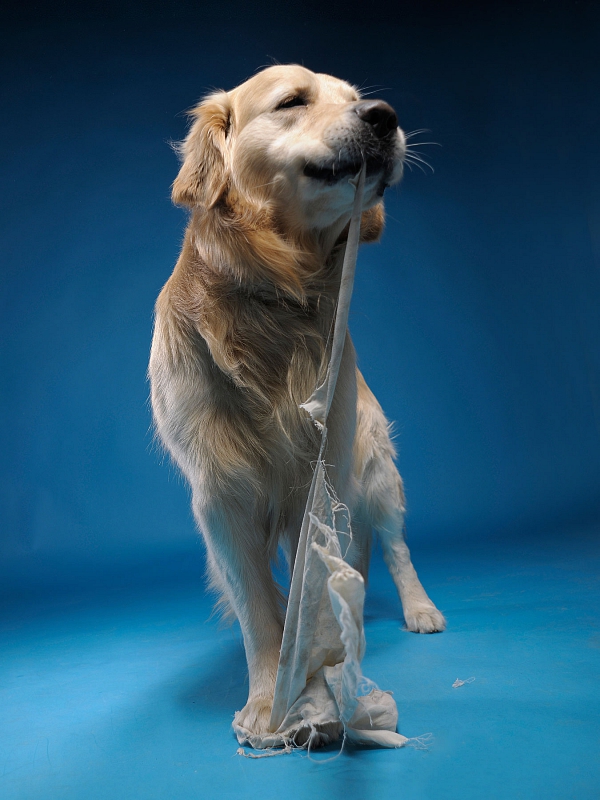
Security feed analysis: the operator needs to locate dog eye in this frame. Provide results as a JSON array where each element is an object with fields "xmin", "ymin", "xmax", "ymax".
[{"xmin": 275, "ymin": 95, "xmax": 307, "ymax": 110}]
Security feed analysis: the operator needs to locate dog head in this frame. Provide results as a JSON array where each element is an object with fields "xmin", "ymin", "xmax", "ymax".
[{"xmin": 172, "ymin": 65, "xmax": 405, "ymax": 236}]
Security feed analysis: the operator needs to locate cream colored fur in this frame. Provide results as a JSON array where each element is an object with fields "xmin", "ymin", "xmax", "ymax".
[{"xmin": 149, "ymin": 65, "xmax": 445, "ymax": 739}]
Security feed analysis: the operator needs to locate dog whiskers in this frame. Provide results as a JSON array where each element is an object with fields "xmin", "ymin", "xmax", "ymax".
[
  {"xmin": 404, "ymin": 152, "xmax": 434, "ymax": 173},
  {"xmin": 359, "ymin": 87, "xmax": 392, "ymax": 97},
  {"xmin": 402, "ymin": 135, "xmax": 440, "ymax": 174},
  {"xmin": 404, "ymin": 128, "xmax": 432, "ymax": 140}
]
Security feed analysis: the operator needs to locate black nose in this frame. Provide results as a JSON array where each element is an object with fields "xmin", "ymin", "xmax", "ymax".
[{"xmin": 354, "ymin": 100, "xmax": 398, "ymax": 139}]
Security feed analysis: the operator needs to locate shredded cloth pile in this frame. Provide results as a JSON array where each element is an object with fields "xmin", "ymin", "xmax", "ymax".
[{"xmin": 233, "ymin": 166, "xmax": 409, "ymax": 753}]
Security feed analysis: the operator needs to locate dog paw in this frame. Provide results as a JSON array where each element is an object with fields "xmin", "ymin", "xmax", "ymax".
[
  {"xmin": 234, "ymin": 696, "xmax": 273, "ymax": 735},
  {"xmin": 403, "ymin": 604, "xmax": 446, "ymax": 633}
]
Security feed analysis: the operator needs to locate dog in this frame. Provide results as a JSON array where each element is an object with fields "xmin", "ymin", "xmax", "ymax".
[{"xmin": 149, "ymin": 64, "xmax": 445, "ymax": 739}]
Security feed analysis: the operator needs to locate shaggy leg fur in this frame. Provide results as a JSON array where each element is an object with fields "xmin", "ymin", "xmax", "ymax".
[
  {"xmin": 355, "ymin": 371, "xmax": 446, "ymax": 633},
  {"xmin": 378, "ymin": 511, "xmax": 446, "ymax": 633},
  {"xmin": 194, "ymin": 493, "xmax": 284, "ymax": 734}
]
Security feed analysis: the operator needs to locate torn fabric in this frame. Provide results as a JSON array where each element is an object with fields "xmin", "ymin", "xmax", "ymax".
[{"xmin": 233, "ymin": 165, "xmax": 407, "ymax": 752}]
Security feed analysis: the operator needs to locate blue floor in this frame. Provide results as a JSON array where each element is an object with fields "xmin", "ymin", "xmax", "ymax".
[{"xmin": 1, "ymin": 527, "xmax": 599, "ymax": 800}]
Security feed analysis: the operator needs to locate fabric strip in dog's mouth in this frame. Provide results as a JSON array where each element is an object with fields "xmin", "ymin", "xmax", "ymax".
[
  {"xmin": 235, "ymin": 163, "xmax": 412, "ymax": 755},
  {"xmin": 303, "ymin": 155, "xmax": 386, "ymax": 184}
]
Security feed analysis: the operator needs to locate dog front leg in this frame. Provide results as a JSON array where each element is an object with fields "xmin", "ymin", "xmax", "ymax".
[
  {"xmin": 364, "ymin": 459, "xmax": 446, "ymax": 632},
  {"xmin": 195, "ymin": 496, "xmax": 284, "ymax": 736},
  {"xmin": 355, "ymin": 370, "xmax": 446, "ymax": 633},
  {"xmin": 377, "ymin": 507, "xmax": 446, "ymax": 633}
]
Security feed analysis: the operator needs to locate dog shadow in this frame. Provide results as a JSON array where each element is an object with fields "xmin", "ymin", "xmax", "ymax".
[
  {"xmin": 176, "ymin": 587, "xmax": 404, "ymax": 717},
  {"xmin": 176, "ymin": 635, "xmax": 248, "ymax": 715},
  {"xmin": 364, "ymin": 588, "xmax": 403, "ymax": 623}
]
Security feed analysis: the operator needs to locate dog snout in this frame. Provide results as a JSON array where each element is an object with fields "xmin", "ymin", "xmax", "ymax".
[{"xmin": 354, "ymin": 100, "xmax": 398, "ymax": 139}]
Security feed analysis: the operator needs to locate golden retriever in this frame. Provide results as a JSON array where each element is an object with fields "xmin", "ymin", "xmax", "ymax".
[{"xmin": 149, "ymin": 64, "xmax": 445, "ymax": 739}]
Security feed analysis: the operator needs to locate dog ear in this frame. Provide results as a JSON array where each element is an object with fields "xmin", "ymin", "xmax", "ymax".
[{"xmin": 172, "ymin": 92, "xmax": 231, "ymax": 209}]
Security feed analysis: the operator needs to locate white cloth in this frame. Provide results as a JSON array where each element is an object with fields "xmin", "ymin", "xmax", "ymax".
[{"xmin": 233, "ymin": 167, "xmax": 407, "ymax": 752}]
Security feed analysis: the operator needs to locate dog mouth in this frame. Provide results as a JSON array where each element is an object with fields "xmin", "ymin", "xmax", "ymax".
[{"xmin": 303, "ymin": 154, "xmax": 392, "ymax": 186}]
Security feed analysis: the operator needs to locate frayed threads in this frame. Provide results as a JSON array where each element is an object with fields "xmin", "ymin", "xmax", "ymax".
[
  {"xmin": 452, "ymin": 677, "xmax": 475, "ymax": 688},
  {"xmin": 235, "ymin": 723, "xmax": 344, "ymax": 761},
  {"xmin": 405, "ymin": 732, "xmax": 434, "ymax": 750},
  {"xmin": 236, "ymin": 742, "xmax": 293, "ymax": 759}
]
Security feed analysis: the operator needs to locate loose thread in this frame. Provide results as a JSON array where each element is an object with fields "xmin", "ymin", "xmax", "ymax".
[
  {"xmin": 305, "ymin": 725, "xmax": 347, "ymax": 764},
  {"xmin": 405, "ymin": 732, "xmax": 434, "ymax": 750},
  {"xmin": 452, "ymin": 677, "xmax": 475, "ymax": 688},
  {"xmin": 236, "ymin": 743, "xmax": 293, "ymax": 759}
]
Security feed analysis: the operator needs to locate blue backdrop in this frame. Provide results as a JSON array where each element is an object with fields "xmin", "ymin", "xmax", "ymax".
[
  {"xmin": 1, "ymin": 0, "xmax": 598, "ymax": 590},
  {"xmin": 1, "ymin": 3, "xmax": 599, "ymax": 799}
]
